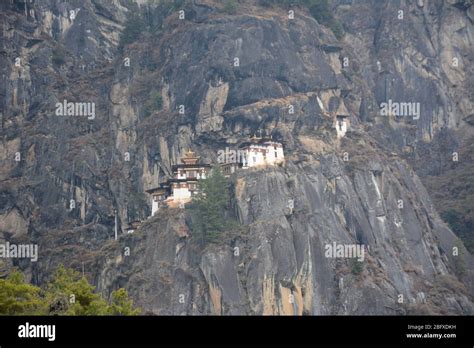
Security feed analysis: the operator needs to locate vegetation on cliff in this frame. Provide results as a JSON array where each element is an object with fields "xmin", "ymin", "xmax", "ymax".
[
  {"xmin": 259, "ymin": 0, "xmax": 344, "ymax": 39},
  {"xmin": 0, "ymin": 266, "xmax": 140, "ymax": 315},
  {"xmin": 190, "ymin": 167, "xmax": 233, "ymax": 245},
  {"xmin": 118, "ymin": 15, "xmax": 145, "ymax": 52}
]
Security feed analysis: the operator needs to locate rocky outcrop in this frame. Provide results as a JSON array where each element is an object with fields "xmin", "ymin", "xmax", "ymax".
[
  {"xmin": 335, "ymin": 0, "xmax": 474, "ymax": 252},
  {"xmin": 95, "ymin": 133, "xmax": 473, "ymax": 314}
]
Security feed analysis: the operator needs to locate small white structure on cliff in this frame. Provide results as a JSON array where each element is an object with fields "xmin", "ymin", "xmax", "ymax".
[
  {"xmin": 239, "ymin": 136, "xmax": 285, "ymax": 168},
  {"xmin": 335, "ymin": 114, "xmax": 350, "ymax": 138}
]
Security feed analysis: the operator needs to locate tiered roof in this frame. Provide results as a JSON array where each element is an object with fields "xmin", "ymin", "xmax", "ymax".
[
  {"xmin": 172, "ymin": 150, "xmax": 211, "ymax": 170},
  {"xmin": 147, "ymin": 150, "xmax": 210, "ymax": 196}
]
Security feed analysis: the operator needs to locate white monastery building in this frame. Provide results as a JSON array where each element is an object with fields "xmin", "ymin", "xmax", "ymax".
[
  {"xmin": 146, "ymin": 150, "xmax": 210, "ymax": 215},
  {"xmin": 335, "ymin": 114, "xmax": 350, "ymax": 138},
  {"xmin": 147, "ymin": 138, "xmax": 285, "ymax": 215},
  {"xmin": 332, "ymin": 101, "xmax": 351, "ymax": 138},
  {"xmin": 239, "ymin": 137, "xmax": 285, "ymax": 168}
]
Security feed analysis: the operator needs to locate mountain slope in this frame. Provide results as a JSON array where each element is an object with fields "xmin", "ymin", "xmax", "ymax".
[{"xmin": 0, "ymin": 0, "xmax": 472, "ymax": 314}]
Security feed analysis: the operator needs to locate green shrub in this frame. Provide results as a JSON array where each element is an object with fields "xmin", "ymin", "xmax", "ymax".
[
  {"xmin": 349, "ymin": 258, "xmax": 364, "ymax": 275},
  {"xmin": 257, "ymin": 0, "xmax": 345, "ymax": 40},
  {"xmin": 52, "ymin": 46, "xmax": 66, "ymax": 66},
  {"xmin": 309, "ymin": 0, "xmax": 344, "ymax": 40},
  {"xmin": 143, "ymin": 89, "xmax": 163, "ymax": 117},
  {"xmin": 223, "ymin": 0, "xmax": 237, "ymax": 14},
  {"xmin": 452, "ymin": 239, "xmax": 467, "ymax": 277},
  {"xmin": 286, "ymin": 176, "xmax": 296, "ymax": 188},
  {"xmin": 119, "ymin": 15, "xmax": 146, "ymax": 52},
  {"xmin": 441, "ymin": 210, "xmax": 464, "ymax": 236},
  {"xmin": 441, "ymin": 209, "xmax": 473, "ymax": 252}
]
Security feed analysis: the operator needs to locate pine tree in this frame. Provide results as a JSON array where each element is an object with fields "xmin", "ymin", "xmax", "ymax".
[
  {"xmin": 0, "ymin": 266, "xmax": 141, "ymax": 315},
  {"xmin": 192, "ymin": 166, "xmax": 229, "ymax": 244},
  {"xmin": 108, "ymin": 288, "xmax": 141, "ymax": 315},
  {"xmin": 45, "ymin": 265, "xmax": 109, "ymax": 315},
  {"xmin": 0, "ymin": 269, "xmax": 45, "ymax": 315}
]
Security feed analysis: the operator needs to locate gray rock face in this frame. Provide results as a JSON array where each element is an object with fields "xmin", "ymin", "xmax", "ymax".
[
  {"xmin": 0, "ymin": 0, "xmax": 472, "ymax": 314},
  {"xmin": 96, "ymin": 139, "xmax": 473, "ymax": 314}
]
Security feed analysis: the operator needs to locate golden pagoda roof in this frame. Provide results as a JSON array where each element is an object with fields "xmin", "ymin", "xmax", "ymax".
[
  {"xmin": 181, "ymin": 149, "xmax": 200, "ymax": 165},
  {"xmin": 185, "ymin": 149, "xmax": 197, "ymax": 157}
]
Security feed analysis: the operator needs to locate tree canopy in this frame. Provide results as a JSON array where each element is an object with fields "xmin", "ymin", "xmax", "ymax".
[
  {"xmin": 0, "ymin": 266, "xmax": 140, "ymax": 315},
  {"xmin": 191, "ymin": 166, "xmax": 230, "ymax": 244},
  {"xmin": 0, "ymin": 269, "xmax": 45, "ymax": 315}
]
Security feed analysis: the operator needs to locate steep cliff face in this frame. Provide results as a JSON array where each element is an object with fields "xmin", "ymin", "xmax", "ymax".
[
  {"xmin": 335, "ymin": 0, "xmax": 474, "ymax": 252},
  {"xmin": 96, "ymin": 139, "xmax": 473, "ymax": 315},
  {"xmin": 0, "ymin": 0, "xmax": 472, "ymax": 314}
]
